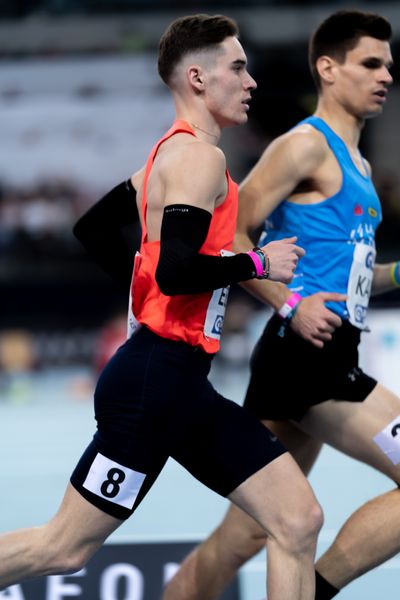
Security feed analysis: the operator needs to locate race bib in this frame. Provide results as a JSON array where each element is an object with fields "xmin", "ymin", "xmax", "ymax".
[
  {"xmin": 373, "ymin": 415, "xmax": 400, "ymax": 466},
  {"xmin": 346, "ymin": 243, "xmax": 375, "ymax": 328},
  {"xmin": 83, "ymin": 453, "xmax": 146, "ymax": 509},
  {"xmin": 204, "ymin": 250, "xmax": 233, "ymax": 340},
  {"xmin": 127, "ymin": 251, "xmax": 143, "ymax": 339}
]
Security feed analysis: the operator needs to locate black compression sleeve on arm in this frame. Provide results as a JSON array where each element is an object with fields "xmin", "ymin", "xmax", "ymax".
[
  {"xmin": 73, "ymin": 179, "xmax": 139, "ymax": 289},
  {"xmin": 156, "ymin": 204, "xmax": 256, "ymax": 295}
]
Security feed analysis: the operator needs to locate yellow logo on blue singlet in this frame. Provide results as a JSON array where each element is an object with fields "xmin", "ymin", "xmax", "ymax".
[{"xmin": 368, "ymin": 207, "xmax": 378, "ymax": 218}]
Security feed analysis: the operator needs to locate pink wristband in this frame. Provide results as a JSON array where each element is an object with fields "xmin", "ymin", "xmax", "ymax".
[
  {"xmin": 247, "ymin": 251, "xmax": 264, "ymax": 278},
  {"xmin": 278, "ymin": 292, "xmax": 302, "ymax": 319}
]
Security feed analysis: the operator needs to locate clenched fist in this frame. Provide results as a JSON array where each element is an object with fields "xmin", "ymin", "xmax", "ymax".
[{"xmin": 261, "ymin": 236, "xmax": 305, "ymax": 283}]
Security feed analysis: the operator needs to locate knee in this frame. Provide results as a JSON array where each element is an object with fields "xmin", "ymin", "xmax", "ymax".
[
  {"xmin": 276, "ymin": 499, "xmax": 323, "ymax": 555},
  {"xmin": 50, "ymin": 549, "xmax": 90, "ymax": 577},
  {"xmin": 307, "ymin": 500, "xmax": 324, "ymax": 539},
  {"xmin": 43, "ymin": 547, "xmax": 90, "ymax": 577},
  {"xmin": 38, "ymin": 526, "xmax": 93, "ymax": 577}
]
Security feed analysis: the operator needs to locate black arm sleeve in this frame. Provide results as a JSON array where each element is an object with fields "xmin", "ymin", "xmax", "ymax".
[
  {"xmin": 73, "ymin": 179, "xmax": 139, "ymax": 289},
  {"xmin": 155, "ymin": 204, "xmax": 256, "ymax": 295}
]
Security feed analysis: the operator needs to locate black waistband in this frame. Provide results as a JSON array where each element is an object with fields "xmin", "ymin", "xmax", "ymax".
[
  {"xmin": 268, "ymin": 313, "xmax": 362, "ymax": 345},
  {"xmin": 129, "ymin": 326, "xmax": 215, "ymax": 361}
]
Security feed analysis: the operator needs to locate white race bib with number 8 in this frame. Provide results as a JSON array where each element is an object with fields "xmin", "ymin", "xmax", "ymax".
[{"xmin": 83, "ymin": 453, "xmax": 146, "ymax": 509}]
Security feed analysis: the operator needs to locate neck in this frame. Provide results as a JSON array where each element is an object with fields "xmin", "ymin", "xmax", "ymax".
[
  {"xmin": 173, "ymin": 93, "xmax": 221, "ymax": 143},
  {"xmin": 314, "ymin": 101, "xmax": 363, "ymax": 149},
  {"xmin": 190, "ymin": 122, "xmax": 219, "ymax": 141}
]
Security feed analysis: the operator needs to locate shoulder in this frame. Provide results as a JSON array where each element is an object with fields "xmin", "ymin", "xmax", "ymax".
[
  {"xmin": 276, "ymin": 124, "xmax": 329, "ymax": 165},
  {"xmin": 163, "ymin": 137, "xmax": 226, "ymax": 180},
  {"xmin": 177, "ymin": 138, "xmax": 226, "ymax": 166},
  {"xmin": 157, "ymin": 137, "xmax": 228, "ymax": 208},
  {"xmin": 244, "ymin": 123, "xmax": 330, "ymax": 189}
]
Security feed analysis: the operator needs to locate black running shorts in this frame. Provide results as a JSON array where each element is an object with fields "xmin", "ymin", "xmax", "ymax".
[
  {"xmin": 71, "ymin": 326, "xmax": 286, "ymax": 519},
  {"xmin": 243, "ymin": 315, "xmax": 377, "ymax": 422}
]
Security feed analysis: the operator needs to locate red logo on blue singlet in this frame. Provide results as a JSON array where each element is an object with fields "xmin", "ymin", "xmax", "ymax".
[{"xmin": 354, "ymin": 204, "xmax": 363, "ymax": 216}]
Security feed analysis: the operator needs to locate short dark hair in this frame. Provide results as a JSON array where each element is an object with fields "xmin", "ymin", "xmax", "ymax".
[
  {"xmin": 158, "ymin": 14, "xmax": 239, "ymax": 85},
  {"xmin": 309, "ymin": 10, "xmax": 392, "ymax": 89}
]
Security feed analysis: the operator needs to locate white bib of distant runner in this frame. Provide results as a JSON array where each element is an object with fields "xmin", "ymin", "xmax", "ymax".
[
  {"xmin": 204, "ymin": 249, "xmax": 234, "ymax": 340},
  {"xmin": 346, "ymin": 242, "xmax": 375, "ymax": 328}
]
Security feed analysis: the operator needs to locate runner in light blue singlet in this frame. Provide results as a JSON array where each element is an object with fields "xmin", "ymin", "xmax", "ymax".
[
  {"xmin": 162, "ymin": 12, "xmax": 400, "ymax": 600},
  {"xmin": 259, "ymin": 116, "xmax": 382, "ymax": 328}
]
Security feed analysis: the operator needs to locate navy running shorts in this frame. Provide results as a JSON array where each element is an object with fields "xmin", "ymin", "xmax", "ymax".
[{"xmin": 71, "ymin": 326, "xmax": 286, "ymax": 519}]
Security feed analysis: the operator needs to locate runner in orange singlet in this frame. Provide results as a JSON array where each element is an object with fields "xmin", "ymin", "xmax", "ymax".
[{"xmin": 0, "ymin": 15, "xmax": 321, "ymax": 600}]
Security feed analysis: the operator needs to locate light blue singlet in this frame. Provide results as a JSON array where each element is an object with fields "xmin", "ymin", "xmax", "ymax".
[{"xmin": 259, "ymin": 116, "xmax": 382, "ymax": 329}]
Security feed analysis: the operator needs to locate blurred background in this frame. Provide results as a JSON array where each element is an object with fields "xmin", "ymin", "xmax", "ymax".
[{"xmin": 1, "ymin": 1, "xmax": 400, "ymax": 599}]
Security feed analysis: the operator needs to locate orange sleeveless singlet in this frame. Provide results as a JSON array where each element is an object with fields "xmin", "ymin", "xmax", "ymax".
[{"xmin": 128, "ymin": 120, "xmax": 238, "ymax": 354}]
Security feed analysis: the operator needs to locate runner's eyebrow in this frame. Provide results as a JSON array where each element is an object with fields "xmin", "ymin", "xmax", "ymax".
[{"xmin": 231, "ymin": 59, "xmax": 247, "ymax": 68}]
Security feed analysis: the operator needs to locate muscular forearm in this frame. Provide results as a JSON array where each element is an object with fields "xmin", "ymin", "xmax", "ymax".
[
  {"xmin": 372, "ymin": 261, "xmax": 400, "ymax": 295},
  {"xmin": 239, "ymin": 278, "xmax": 289, "ymax": 310}
]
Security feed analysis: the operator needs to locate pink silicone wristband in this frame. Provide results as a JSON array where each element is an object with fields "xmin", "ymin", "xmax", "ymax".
[
  {"xmin": 278, "ymin": 292, "xmax": 302, "ymax": 319},
  {"xmin": 247, "ymin": 251, "xmax": 264, "ymax": 278}
]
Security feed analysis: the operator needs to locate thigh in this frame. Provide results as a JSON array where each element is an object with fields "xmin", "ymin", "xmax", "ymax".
[
  {"xmin": 262, "ymin": 419, "xmax": 322, "ymax": 476},
  {"xmin": 216, "ymin": 420, "xmax": 322, "ymax": 545},
  {"xmin": 170, "ymin": 382, "xmax": 287, "ymax": 497},
  {"xmin": 228, "ymin": 452, "xmax": 320, "ymax": 540},
  {"xmin": 70, "ymin": 439, "xmax": 167, "ymax": 520},
  {"xmin": 298, "ymin": 383, "xmax": 400, "ymax": 482},
  {"xmin": 72, "ymin": 329, "xmax": 206, "ymax": 520}
]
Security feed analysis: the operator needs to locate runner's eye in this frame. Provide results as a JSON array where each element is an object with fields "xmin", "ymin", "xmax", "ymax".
[{"xmin": 362, "ymin": 59, "xmax": 382, "ymax": 69}]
